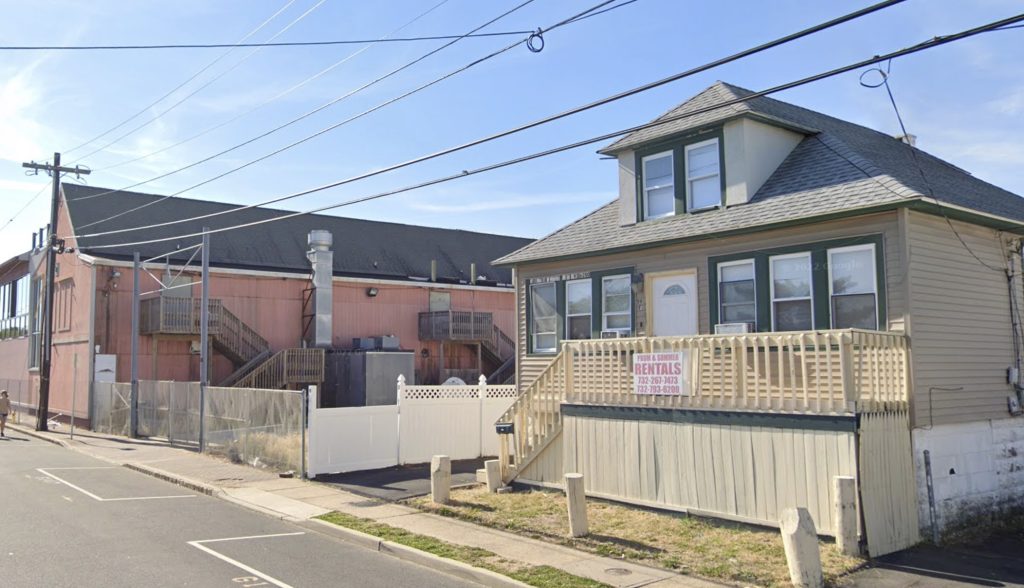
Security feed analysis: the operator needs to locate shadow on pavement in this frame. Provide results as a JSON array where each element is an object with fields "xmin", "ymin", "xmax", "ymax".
[
  {"xmin": 315, "ymin": 458, "xmax": 486, "ymax": 502},
  {"xmin": 847, "ymin": 535, "xmax": 1024, "ymax": 587}
]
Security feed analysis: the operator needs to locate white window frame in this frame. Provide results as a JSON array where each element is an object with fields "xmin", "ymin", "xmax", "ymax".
[
  {"xmin": 641, "ymin": 150, "xmax": 675, "ymax": 220},
  {"xmin": 827, "ymin": 243, "xmax": 878, "ymax": 330},
  {"xmin": 601, "ymin": 274, "xmax": 632, "ymax": 333},
  {"xmin": 565, "ymin": 279, "xmax": 592, "ymax": 340},
  {"xmin": 717, "ymin": 258, "xmax": 756, "ymax": 329},
  {"xmin": 530, "ymin": 282, "xmax": 558, "ymax": 353},
  {"xmin": 769, "ymin": 252, "xmax": 814, "ymax": 331},
  {"xmin": 684, "ymin": 138, "xmax": 721, "ymax": 212}
]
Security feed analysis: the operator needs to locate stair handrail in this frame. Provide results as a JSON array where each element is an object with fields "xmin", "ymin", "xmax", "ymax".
[
  {"xmin": 216, "ymin": 305, "xmax": 270, "ymax": 364},
  {"xmin": 236, "ymin": 348, "xmax": 325, "ymax": 389},
  {"xmin": 496, "ymin": 345, "xmax": 568, "ymax": 482}
]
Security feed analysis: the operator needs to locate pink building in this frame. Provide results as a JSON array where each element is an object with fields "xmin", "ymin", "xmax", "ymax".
[{"xmin": 0, "ymin": 184, "xmax": 528, "ymax": 425}]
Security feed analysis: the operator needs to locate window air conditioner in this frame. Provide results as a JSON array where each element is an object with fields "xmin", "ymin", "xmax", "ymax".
[
  {"xmin": 714, "ymin": 322, "xmax": 754, "ymax": 334},
  {"xmin": 600, "ymin": 330, "xmax": 623, "ymax": 339}
]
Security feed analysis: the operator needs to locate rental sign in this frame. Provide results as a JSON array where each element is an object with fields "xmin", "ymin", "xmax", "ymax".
[{"xmin": 633, "ymin": 352, "xmax": 691, "ymax": 396}]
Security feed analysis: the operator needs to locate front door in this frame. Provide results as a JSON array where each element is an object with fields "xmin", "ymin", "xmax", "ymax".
[{"xmin": 650, "ymin": 272, "xmax": 698, "ymax": 336}]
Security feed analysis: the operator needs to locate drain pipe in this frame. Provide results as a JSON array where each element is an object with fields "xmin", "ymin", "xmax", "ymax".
[{"xmin": 923, "ymin": 450, "xmax": 940, "ymax": 544}]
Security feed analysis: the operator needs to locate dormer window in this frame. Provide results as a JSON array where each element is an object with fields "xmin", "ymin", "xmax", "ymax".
[
  {"xmin": 641, "ymin": 151, "xmax": 675, "ymax": 219},
  {"xmin": 636, "ymin": 131, "xmax": 724, "ymax": 221},
  {"xmin": 686, "ymin": 138, "xmax": 721, "ymax": 211}
]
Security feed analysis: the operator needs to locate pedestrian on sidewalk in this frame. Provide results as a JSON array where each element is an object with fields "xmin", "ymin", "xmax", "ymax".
[{"xmin": 0, "ymin": 390, "xmax": 11, "ymax": 438}]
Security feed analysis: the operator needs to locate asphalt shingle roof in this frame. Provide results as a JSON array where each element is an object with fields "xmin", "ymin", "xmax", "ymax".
[
  {"xmin": 497, "ymin": 82, "xmax": 1024, "ymax": 266},
  {"xmin": 63, "ymin": 184, "xmax": 531, "ymax": 285}
]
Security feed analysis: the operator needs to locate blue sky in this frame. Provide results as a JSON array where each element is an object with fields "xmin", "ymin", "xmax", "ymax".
[{"xmin": 1, "ymin": 0, "xmax": 1022, "ymax": 262}]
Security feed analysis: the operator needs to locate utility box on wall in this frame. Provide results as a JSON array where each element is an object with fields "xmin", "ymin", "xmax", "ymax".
[{"xmin": 323, "ymin": 350, "xmax": 414, "ymax": 408}]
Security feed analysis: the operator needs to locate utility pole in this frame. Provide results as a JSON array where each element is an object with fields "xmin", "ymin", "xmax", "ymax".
[{"xmin": 22, "ymin": 153, "xmax": 90, "ymax": 431}]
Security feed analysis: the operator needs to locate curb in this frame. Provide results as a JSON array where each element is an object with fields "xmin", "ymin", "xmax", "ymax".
[
  {"xmin": 122, "ymin": 463, "xmax": 220, "ymax": 497},
  {"xmin": 305, "ymin": 519, "xmax": 530, "ymax": 588},
  {"xmin": 7, "ymin": 424, "xmax": 69, "ymax": 448}
]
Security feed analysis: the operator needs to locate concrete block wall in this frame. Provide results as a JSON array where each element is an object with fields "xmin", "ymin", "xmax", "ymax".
[{"xmin": 912, "ymin": 417, "xmax": 1024, "ymax": 537}]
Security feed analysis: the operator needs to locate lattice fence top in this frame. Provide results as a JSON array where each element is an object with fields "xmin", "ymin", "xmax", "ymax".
[
  {"xmin": 483, "ymin": 385, "xmax": 518, "ymax": 398},
  {"xmin": 402, "ymin": 386, "xmax": 480, "ymax": 400},
  {"xmin": 400, "ymin": 384, "xmax": 520, "ymax": 401}
]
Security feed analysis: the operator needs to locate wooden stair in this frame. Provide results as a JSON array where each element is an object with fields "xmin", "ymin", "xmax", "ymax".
[
  {"xmin": 496, "ymin": 349, "xmax": 566, "ymax": 484},
  {"xmin": 235, "ymin": 348, "xmax": 325, "ymax": 390}
]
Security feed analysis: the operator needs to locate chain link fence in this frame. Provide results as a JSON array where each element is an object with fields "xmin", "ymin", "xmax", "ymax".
[{"xmin": 92, "ymin": 380, "xmax": 305, "ymax": 474}]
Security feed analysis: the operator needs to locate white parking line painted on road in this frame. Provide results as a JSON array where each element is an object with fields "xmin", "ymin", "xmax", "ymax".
[
  {"xmin": 188, "ymin": 533, "xmax": 306, "ymax": 588},
  {"xmin": 36, "ymin": 468, "xmax": 197, "ymax": 502}
]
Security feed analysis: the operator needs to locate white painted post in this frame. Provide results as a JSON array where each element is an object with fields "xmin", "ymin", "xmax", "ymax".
[
  {"xmin": 484, "ymin": 459, "xmax": 501, "ymax": 493},
  {"xmin": 780, "ymin": 507, "xmax": 824, "ymax": 588},
  {"xmin": 834, "ymin": 476, "xmax": 859, "ymax": 556},
  {"xmin": 565, "ymin": 473, "xmax": 588, "ymax": 538},
  {"xmin": 478, "ymin": 374, "xmax": 487, "ymax": 457},
  {"xmin": 396, "ymin": 375, "xmax": 405, "ymax": 465},
  {"xmin": 431, "ymin": 455, "xmax": 451, "ymax": 504}
]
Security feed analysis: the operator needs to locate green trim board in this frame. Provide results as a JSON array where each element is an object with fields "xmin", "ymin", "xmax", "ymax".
[
  {"xmin": 524, "ymin": 266, "xmax": 634, "ymax": 355},
  {"xmin": 708, "ymin": 233, "xmax": 887, "ymax": 332},
  {"xmin": 634, "ymin": 126, "xmax": 726, "ymax": 220},
  {"xmin": 561, "ymin": 403, "xmax": 857, "ymax": 432},
  {"xmin": 495, "ymin": 199, "xmax": 1024, "ymax": 269}
]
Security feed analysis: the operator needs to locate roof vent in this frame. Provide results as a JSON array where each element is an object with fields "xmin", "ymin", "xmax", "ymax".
[{"xmin": 895, "ymin": 133, "xmax": 916, "ymax": 147}]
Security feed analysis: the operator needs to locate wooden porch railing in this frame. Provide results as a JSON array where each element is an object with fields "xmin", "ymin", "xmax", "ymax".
[
  {"xmin": 565, "ymin": 329, "xmax": 909, "ymax": 414},
  {"xmin": 139, "ymin": 297, "xmax": 270, "ymax": 365},
  {"xmin": 418, "ymin": 310, "xmax": 494, "ymax": 341},
  {"xmin": 235, "ymin": 348, "xmax": 325, "ymax": 390},
  {"xmin": 496, "ymin": 329, "xmax": 910, "ymax": 483}
]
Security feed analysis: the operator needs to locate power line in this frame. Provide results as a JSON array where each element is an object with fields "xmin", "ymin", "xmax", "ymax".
[
  {"xmin": 72, "ymin": 11, "xmax": 1024, "ymax": 251},
  {"xmin": 96, "ymin": 0, "xmax": 454, "ymax": 173},
  {"xmin": 67, "ymin": 0, "xmax": 331, "ymax": 164},
  {"xmin": 61, "ymin": 0, "xmax": 301, "ymax": 157},
  {"xmin": 0, "ymin": 184, "xmax": 50, "ymax": 234},
  {"xmin": 73, "ymin": 0, "xmax": 906, "ymax": 238},
  {"xmin": 0, "ymin": 31, "xmax": 536, "ymax": 51},
  {"xmin": 68, "ymin": 0, "xmax": 622, "ymax": 221}
]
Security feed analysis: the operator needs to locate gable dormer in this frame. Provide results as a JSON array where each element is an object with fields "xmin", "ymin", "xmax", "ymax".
[{"xmin": 602, "ymin": 83, "xmax": 810, "ymax": 227}]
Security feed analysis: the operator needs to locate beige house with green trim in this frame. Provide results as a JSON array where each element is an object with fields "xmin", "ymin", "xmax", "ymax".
[{"xmin": 492, "ymin": 82, "xmax": 1024, "ymax": 555}]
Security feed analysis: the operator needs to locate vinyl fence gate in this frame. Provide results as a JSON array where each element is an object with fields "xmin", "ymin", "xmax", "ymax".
[{"xmin": 307, "ymin": 376, "xmax": 517, "ymax": 477}]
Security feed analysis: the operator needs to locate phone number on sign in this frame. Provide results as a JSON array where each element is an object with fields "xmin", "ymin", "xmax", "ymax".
[{"xmin": 635, "ymin": 384, "xmax": 682, "ymax": 395}]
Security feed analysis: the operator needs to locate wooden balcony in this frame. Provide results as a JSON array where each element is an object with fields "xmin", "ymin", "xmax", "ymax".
[
  {"xmin": 419, "ymin": 310, "xmax": 494, "ymax": 342},
  {"xmin": 139, "ymin": 297, "xmax": 270, "ymax": 366},
  {"xmin": 497, "ymin": 329, "xmax": 910, "ymax": 483}
]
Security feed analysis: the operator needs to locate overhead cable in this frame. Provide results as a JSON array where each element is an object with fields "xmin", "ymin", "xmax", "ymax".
[
  {"xmin": 96, "ymin": 0, "xmax": 454, "ymax": 173},
  {"xmin": 68, "ymin": 0, "xmax": 331, "ymax": 164},
  {"xmin": 69, "ymin": 0, "xmax": 628, "ymax": 227},
  {"xmin": 73, "ymin": 12, "xmax": 1024, "ymax": 251},
  {"xmin": 72, "ymin": 0, "xmax": 905, "ymax": 237},
  {"xmin": 61, "ymin": 0, "xmax": 301, "ymax": 157}
]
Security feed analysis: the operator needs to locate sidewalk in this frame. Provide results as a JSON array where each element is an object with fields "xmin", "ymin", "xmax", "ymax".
[{"xmin": 9, "ymin": 421, "xmax": 719, "ymax": 588}]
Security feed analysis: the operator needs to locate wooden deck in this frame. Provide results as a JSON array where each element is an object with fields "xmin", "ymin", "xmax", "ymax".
[{"xmin": 497, "ymin": 329, "xmax": 911, "ymax": 483}]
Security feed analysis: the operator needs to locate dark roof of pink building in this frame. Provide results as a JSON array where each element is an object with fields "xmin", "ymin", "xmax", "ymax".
[{"xmin": 63, "ymin": 184, "xmax": 529, "ymax": 286}]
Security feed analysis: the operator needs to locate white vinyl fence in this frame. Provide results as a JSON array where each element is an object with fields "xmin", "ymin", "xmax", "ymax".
[{"xmin": 308, "ymin": 375, "xmax": 517, "ymax": 477}]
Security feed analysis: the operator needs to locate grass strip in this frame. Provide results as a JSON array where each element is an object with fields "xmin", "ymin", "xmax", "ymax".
[
  {"xmin": 317, "ymin": 511, "xmax": 608, "ymax": 588},
  {"xmin": 408, "ymin": 486, "xmax": 866, "ymax": 587}
]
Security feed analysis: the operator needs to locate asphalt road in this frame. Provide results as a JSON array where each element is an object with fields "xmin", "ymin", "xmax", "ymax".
[{"xmin": 0, "ymin": 432, "xmax": 478, "ymax": 588}]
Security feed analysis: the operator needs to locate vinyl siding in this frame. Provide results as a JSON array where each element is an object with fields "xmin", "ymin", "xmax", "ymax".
[
  {"xmin": 906, "ymin": 210, "xmax": 1019, "ymax": 426},
  {"xmin": 515, "ymin": 211, "xmax": 905, "ymax": 392}
]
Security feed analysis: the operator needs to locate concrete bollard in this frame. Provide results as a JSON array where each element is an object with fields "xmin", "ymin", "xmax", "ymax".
[
  {"xmin": 834, "ymin": 476, "xmax": 859, "ymax": 556},
  {"xmin": 780, "ymin": 507, "xmax": 824, "ymax": 588},
  {"xmin": 484, "ymin": 459, "xmax": 501, "ymax": 493},
  {"xmin": 564, "ymin": 473, "xmax": 588, "ymax": 538},
  {"xmin": 430, "ymin": 455, "xmax": 451, "ymax": 504}
]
